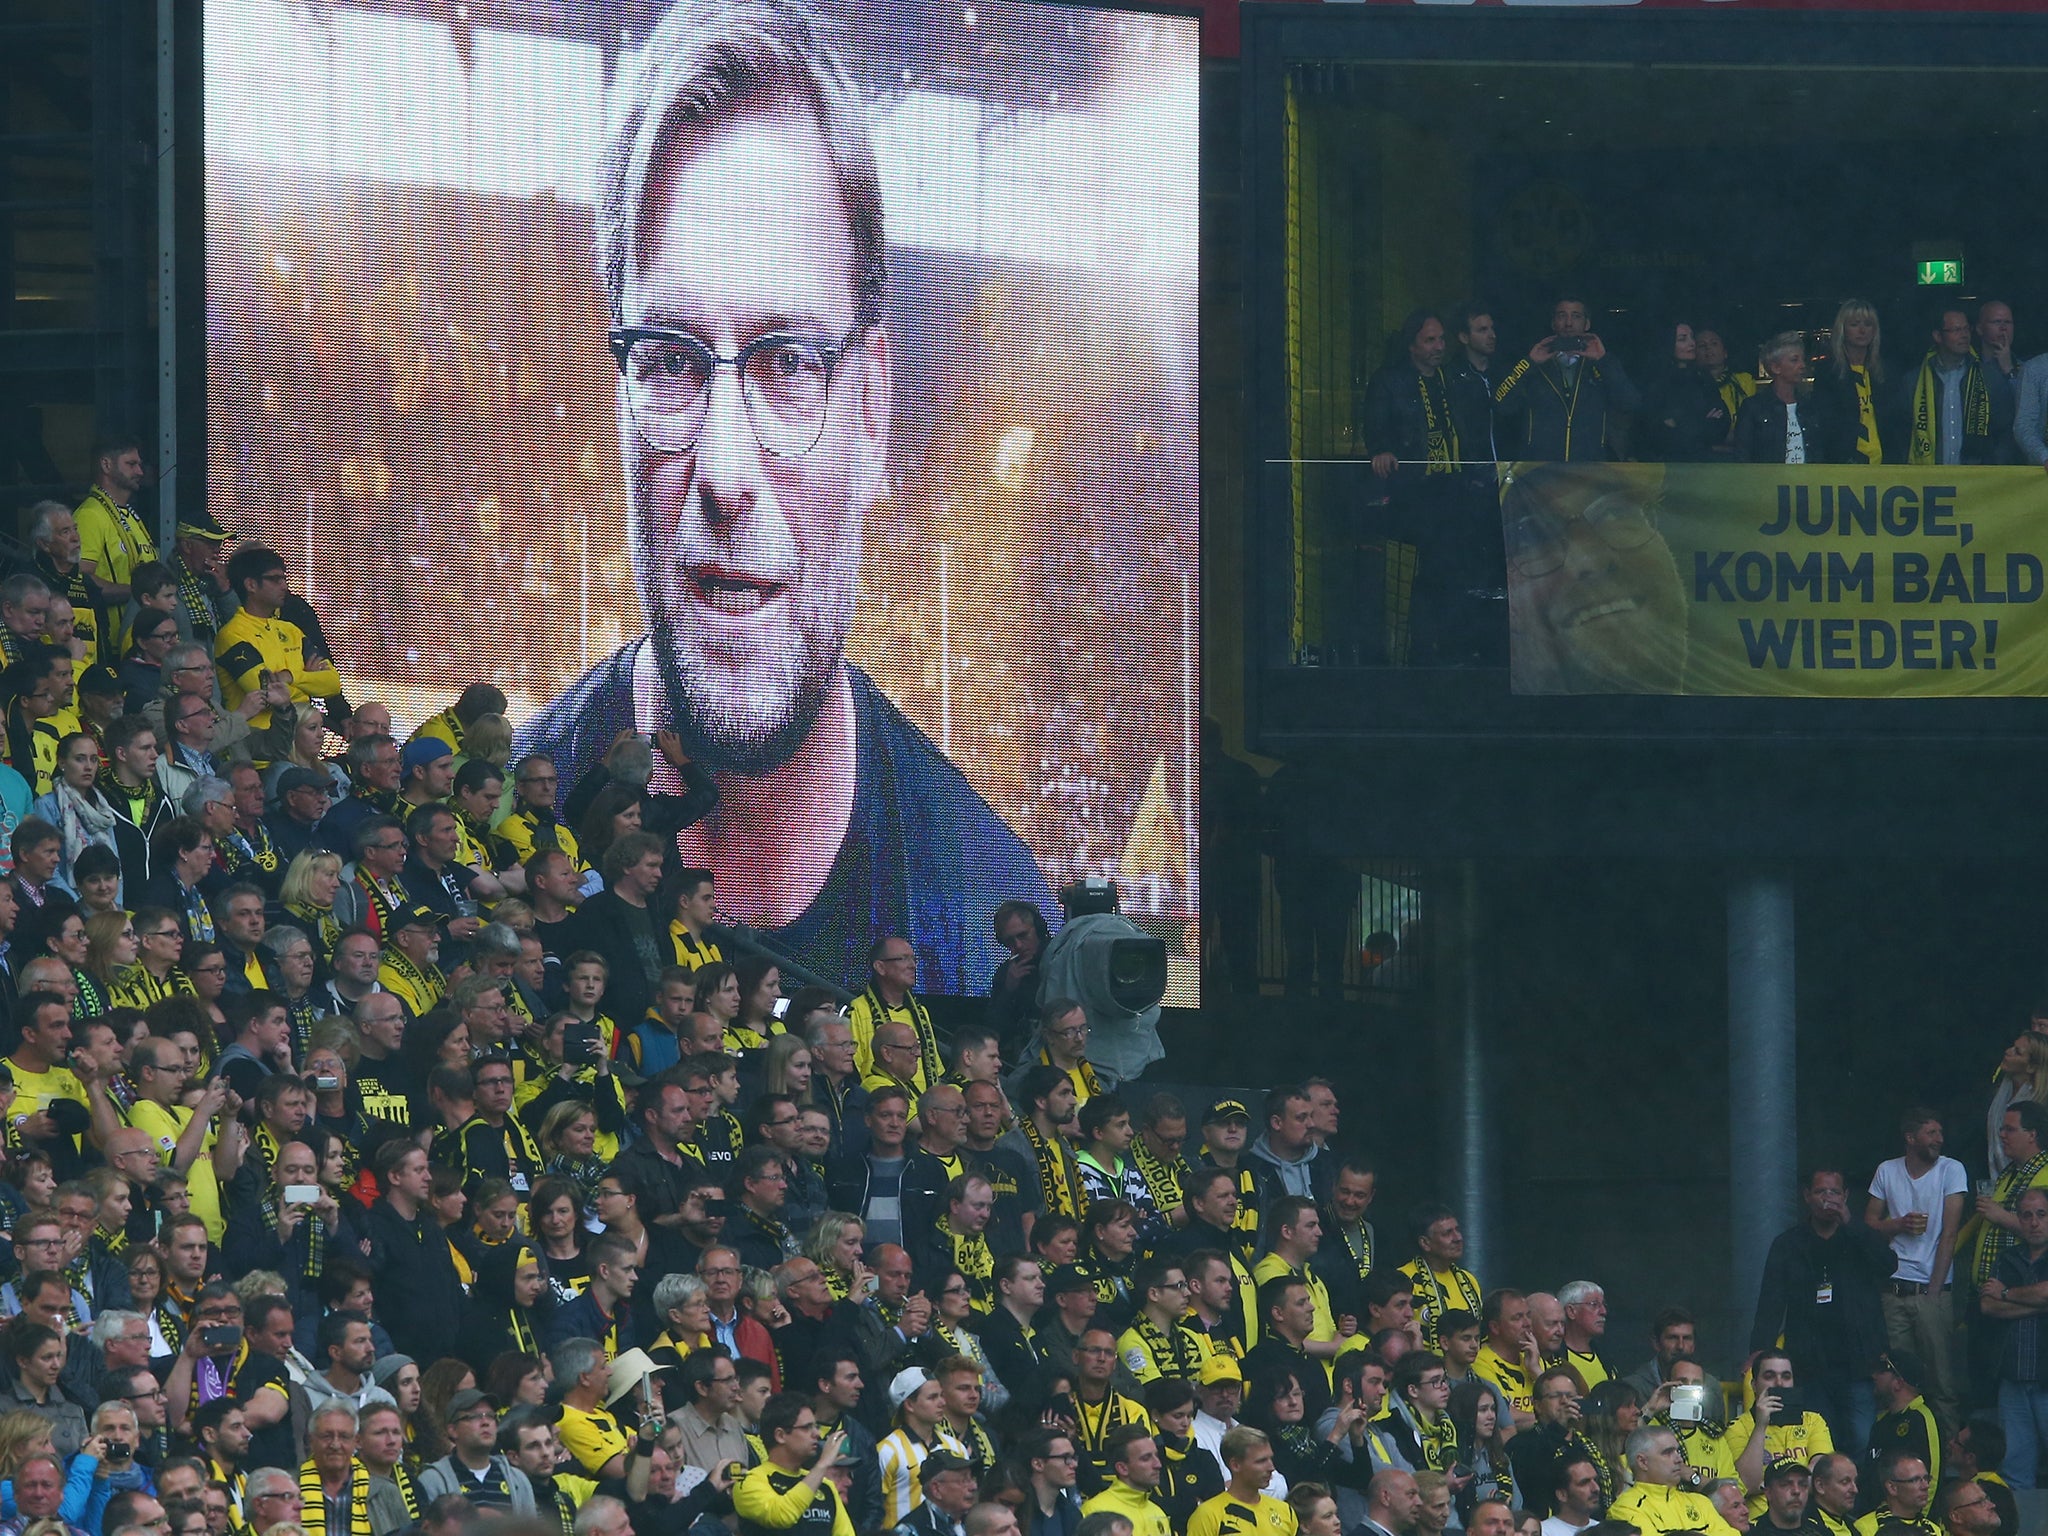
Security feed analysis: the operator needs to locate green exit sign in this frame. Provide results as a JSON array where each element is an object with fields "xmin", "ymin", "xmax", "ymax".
[{"xmin": 1917, "ymin": 259, "xmax": 1964, "ymax": 286}]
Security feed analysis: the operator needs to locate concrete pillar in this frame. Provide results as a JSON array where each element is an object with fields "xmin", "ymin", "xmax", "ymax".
[
  {"xmin": 1729, "ymin": 868, "xmax": 1797, "ymax": 1347},
  {"xmin": 1439, "ymin": 862, "xmax": 1492, "ymax": 1270}
]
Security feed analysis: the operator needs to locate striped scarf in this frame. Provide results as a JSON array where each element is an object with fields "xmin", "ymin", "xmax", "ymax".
[
  {"xmin": 170, "ymin": 552, "xmax": 223, "ymax": 643},
  {"xmin": 97, "ymin": 764, "xmax": 163, "ymax": 829},
  {"xmin": 176, "ymin": 880, "xmax": 215, "ymax": 943},
  {"xmin": 1331, "ymin": 1220, "xmax": 1373, "ymax": 1284},
  {"xmin": 113, "ymin": 964, "xmax": 193, "ymax": 1012},
  {"xmin": 1908, "ymin": 350, "xmax": 1990, "ymax": 465},
  {"xmin": 299, "ymin": 1457, "xmax": 372, "ymax": 1536},
  {"xmin": 1020, "ymin": 1115, "xmax": 1082, "ymax": 1218},
  {"xmin": 354, "ymin": 871, "xmax": 407, "ymax": 939},
  {"xmin": 260, "ymin": 1192, "xmax": 326, "ymax": 1282},
  {"xmin": 71, "ymin": 966, "xmax": 107, "ymax": 1019},
  {"xmin": 1405, "ymin": 1262, "xmax": 1483, "ymax": 1349},
  {"xmin": 1037, "ymin": 1044, "xmax": 1104, "ymax": 1100},
  {"xmin": 1976, "ymin": 1147, "xmax": 2048, "ymax": 1285},
  {"xmin": 1132, "ymin": 1310, "xmax": 1203, "ymax": 1380},
  {"xmin": 863, "ymin": 984, "xmax": 942, "ymax": 1089},
  {"xmin": 220, "ymin": 821, "xmax": 281, "ymax": 887},
  {"xmin": 936, "ymin": 1216, "xmax": 994, "ymax": 1310},
  {"xmin": 284, "ymin": 902, "xmax": 344, "ymax": 966},
  {"xmin": 390, "ymin": 1464, "xmax": 422, "ymax": 1522},
  {"xmin": 1417, "ymin": 366, "xmax": 1459, "ymax": 474},
  {"xmin": 949, "ymin": 1413, "xmax": 999, "ymax": 1476},
  {"xmin": 1130, "ymin": 1137, "xmax": 1187, "ymax": 1216}
]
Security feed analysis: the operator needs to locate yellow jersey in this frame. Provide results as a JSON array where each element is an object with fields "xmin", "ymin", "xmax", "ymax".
[
  {"xmin": 215, "ymin": 609, "xmax": 342, "ymax": 730},
  {"xmin": 1187, "ymin": 1491, "xmax": 1299, "ymax": 1536},
  {"xmin": 1081, "ymin": 1481, "xmax": 1172, "ymax": 1536},
  {"xmin": 1473, "ymin": 1343, "xmax": 1534, "ymax": 1419},
  {"xmin": 1726, "ymin": 1411, "xmax": 1833, "ymax": 1517},
  {"xmin": 1608, "ymin": 1482, "xmax": 1739, "ymax": 1536}
]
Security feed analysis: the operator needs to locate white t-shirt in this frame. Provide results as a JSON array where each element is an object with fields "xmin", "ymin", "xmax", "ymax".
[
  {"xmin": 1784, "ymin": 403, "xmax": 1807, "ymax": 465},
  {"xmin": 1543, "ymin": 1519, "xmax": 1594, "ymax": 1536},
  {"xmin": 1868, "ymin": 1154, "xmax": 1968, "ymax": 1283}
]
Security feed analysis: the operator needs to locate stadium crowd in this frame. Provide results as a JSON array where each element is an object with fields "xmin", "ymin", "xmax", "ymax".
[{"xmin": 0, "ymin": 438, "xmax": 2027, "ymax": 1536}]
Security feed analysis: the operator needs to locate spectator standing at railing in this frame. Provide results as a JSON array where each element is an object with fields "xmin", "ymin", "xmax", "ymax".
[
  {"xmin": 72, "ymin": 435, "xmax": 156, "ymax": 648},
  {"xmin": 1493, "ymin": 297, "xmax": 1639, "ymax": 464}
]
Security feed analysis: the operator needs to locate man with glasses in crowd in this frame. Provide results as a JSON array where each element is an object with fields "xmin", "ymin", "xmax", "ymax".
[
  {"xmin": 213, "ymin": 546, "xmax": 341, "ymax": 736},
  {"xmin": 514, "ymin": 0, "xmax": 1052, "ymax": 995}
]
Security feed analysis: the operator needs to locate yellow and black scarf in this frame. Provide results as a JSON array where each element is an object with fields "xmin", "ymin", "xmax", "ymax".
[
  {"xmin": 1037, "ymin": 1045, "xmax": 1104, "ymax": 1104},
  {"xmin": 949, "ymin": 1413, "xmax": 999, "ymax": 1476},
  {"xmin": 1410, "ymin": 1408, "xmax": 1460, "ymax": 1471},
  {"xmin": 1331, "ymin": 1220, "xmax": 1373, "ymax": 1285},
  {"xmin": 862, "ymin": 984, "xmax": 942, "ymax": 1088},
  {"xmin": 259, "ymin": 1190, "xmax": 325, "ymax": 1282},
  {"xmin": 298, "ymin": 1457, "xmax": 372, "ymax": 1536},
  {"xmin": 1130, "ymin": 1137, "xmax": 1187, "ymax": 1217},
  {"xmin": 380, "ymin": 948, "xmax": 446, "ymax": 1012},
  {"xmin": 1909, "ymin": 350, "xmax": 1990, "ymax": 465},
  {"xmin": 1132, "ymin": 1311, "xmax": 1204, "ymax": 1380},
  {"xmin": 1846, "ymin": 364, "xmax": 1881, "ymax": 464},
  {"xmin": 935, "ymin": 1216, "xmax": 994, "ymax": 1311},
  {"xmin": 354, "ymin": 871, "xmax": 408, "ymax": 940},
  {"xmin": 113, "ymin": 964, "xmax": 193, "ymax": 1012},
  {"xmin": 1417, "ymin": 367, "xmax": 1459, "ymax": 474},
  {"xmin": 284, "ymin": 901, "xmax": 344, "ymax": 967},
  {"xmin": 1020, "ymin": 1115, "xmax": 1082, "ymax": 1219},
  {"xmin": 389, "ymin": 1464, "xmax": 422, "ymax": 1523},
  {"xmin": 1976, "ymin": 1147, "xmax": 2048, "ymax": 1285},
  {"xmin": 97, "ymin": 764, "xmax": 163, "ymax": 831},
  {"xmin": 1404, "ymin": 1261, "xmax": 1482, "ymax": 1349},
  {"xmin": 219, "ymin": 819, "xmax": 281, "ymax": 887},
  {"xmin": 169, "ymin": 550, "xmax": 223, "ymax": 644}
]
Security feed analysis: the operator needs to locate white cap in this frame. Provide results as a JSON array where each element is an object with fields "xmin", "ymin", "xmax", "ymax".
[{"xmin": 888, "ymin": 1366, "xmax": 931, "ymax": 1410}]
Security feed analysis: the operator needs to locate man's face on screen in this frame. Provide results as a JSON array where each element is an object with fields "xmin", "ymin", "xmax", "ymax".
[
  {"xmin": 1506, "ymin": 472, "xmax": 1687, "ymax": 694},
  {"xmin": 622, "ymin": 104, "xmax": 890, "ymax": 775}
]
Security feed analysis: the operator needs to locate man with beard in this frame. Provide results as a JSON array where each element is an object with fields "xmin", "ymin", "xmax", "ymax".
[
  {"xmin": 1501, "ymin": 463, "xmax": 1688, "ymax": 695},
  {"xmin": 1363, "ymin": 309, "xmax": 1499, "ymax": 665},
  {"xmin": 514, "ymin": 0, "xmax": 1051, "ymax": 991}
]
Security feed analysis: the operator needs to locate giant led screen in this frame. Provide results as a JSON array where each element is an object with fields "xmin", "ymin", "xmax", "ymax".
[{"xmin": 202, "ymin": 0, "xmax": 1201, "ymax": 999}]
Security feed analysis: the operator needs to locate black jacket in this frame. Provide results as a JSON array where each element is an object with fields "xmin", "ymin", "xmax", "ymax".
[
  {"xmin": 980, "ymin": 1306, "xmax": 1048, "ymax": 1416},
  {"xmin": 1639, "ymin": 366, "xmax": 1732, "ymax": 461},
  {"xmin": 362, "ymin": 1199, "xmax": 466, "ymax": 1362},
  {"xmin": 1448, "ymin": 358, "xmax": 1501, "ymax": 464},
  {"xmin": 1362, "ymin": 362, "xmax": 1462, "ymax": 484},
  {"xmin": 1736, "ymin": 390, "xmax": 1850, "ymax": 466},
  {"xmin": 1749, "ymin": 1219, "xmax": 1892, "ymax": 1378},
  {"xmin": 1494, "ymin": 352, "xmax": 1639, "ymax": 462},
  {"xmin": 568, "ymin": 889, "xmax": 662, "ymax": 1032}
]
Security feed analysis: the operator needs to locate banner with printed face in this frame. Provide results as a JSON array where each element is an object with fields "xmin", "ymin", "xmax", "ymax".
[
  {"xmin": 203, "ymin": 0, "xmax": 1201, "ymax": 999},
  {"xmin": 1504, "ymin": 461, "xmax": 2048, "ymax": 697}
]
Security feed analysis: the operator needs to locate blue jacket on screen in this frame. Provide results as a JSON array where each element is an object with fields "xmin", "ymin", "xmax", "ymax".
[{"xmin": 513, "ymin": 643, "xmax": 1054, "ymax": 994}]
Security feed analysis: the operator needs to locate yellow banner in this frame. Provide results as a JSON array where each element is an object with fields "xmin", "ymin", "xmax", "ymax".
[{"xmin": 1503, "ymin": 461, "xmax": 2048, "ymax": 696}]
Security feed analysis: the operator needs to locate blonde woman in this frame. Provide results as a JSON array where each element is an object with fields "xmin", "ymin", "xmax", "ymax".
[
  {"xmin": 1991, "ymin": 1030, "xmax": 2048, "ymax": 1177},
  {"xmin": 276, "ymin": 848, "xmax": 346, "ymax": 969},
  {"xmin": 82, "ymin": 910, "xmax": 138, "ymax": 999},
  {"xmin": 802, "ymin": 1212, "xmax": 868, "ymax": 1302},
  {"xmin": 1817, "ymin": 298, "xmax": 1886, "ymax": 465}
]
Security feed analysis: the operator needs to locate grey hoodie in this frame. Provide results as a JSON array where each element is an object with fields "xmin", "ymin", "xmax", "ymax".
[{"xmin": 1247, "ymin": 1130, "xmax": 1321, "ymax": 1199}]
